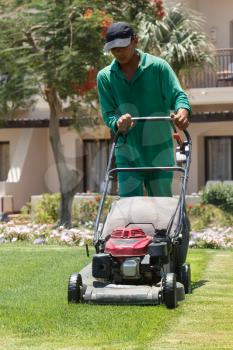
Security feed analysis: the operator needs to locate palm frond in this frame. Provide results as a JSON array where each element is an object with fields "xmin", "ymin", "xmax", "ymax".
[{"xmin": 138, "ymin": 2, "xmax": 215, "ymax": 83}]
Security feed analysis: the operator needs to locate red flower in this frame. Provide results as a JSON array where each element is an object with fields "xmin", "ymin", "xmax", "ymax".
[
  {"xmin": 72, "ymin": 68, "xmax": 97, "ymax": 96},
  {"xmin": 151, "ymin": 0, "xmax": 165, "ymax": 20},
  {"xmin": 83, "ymin": 9, "xmax": 93, "ymax": 18},
  {"xmin": 100, "ymin": 17, "xmax": 113, "ymax": 38},
  {"xmin": 95, "ymin": 195, "xmax": 101, "ymax": 202},
  {"xmin": 157, "ymin": 10, "xmax": 165, "ymax": 19}
]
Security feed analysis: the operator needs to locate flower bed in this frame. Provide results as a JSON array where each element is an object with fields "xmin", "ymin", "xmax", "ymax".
[
  {"xmin": 1, "ymin": 193, "xmax": 232, "ymax": 249},
  {"xmin": 0, "ymin": 222, "xmax": 92, "ymax": 246},
  {"xmin": 0, "ymin": 219, "xmax": 232, "ymax": 249},
  {"xmin": 190, "ymin": 227, "xmax": 233, "ymax": 249}
]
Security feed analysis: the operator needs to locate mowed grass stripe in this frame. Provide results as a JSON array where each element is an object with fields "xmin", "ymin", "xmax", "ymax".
[{"xmin": 151, "ymin": 250, "xmax": 233, "ymax": 350}]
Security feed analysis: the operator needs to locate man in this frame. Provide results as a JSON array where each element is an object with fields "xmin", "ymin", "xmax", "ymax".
[{"xmin": 97, "ymin": 22, "xmax": 191, "ymax": 197}]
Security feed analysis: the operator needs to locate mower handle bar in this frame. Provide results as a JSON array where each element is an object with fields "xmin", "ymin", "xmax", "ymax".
[
  {"xmin": 119, "ymin": 116, "xmax": 191, "ymax": 144},
  {"xmin": 93, "ymin": 116, "xmax": 192, "ymax": 248},
  {"xmin": 131, "ymin": 117, "xmax": 171, "ymax": 121},
  {"xmin": 108, "ymin": 166, "xmax": 185, "ymax": 176},
  {"xmin": 128, "ymin": 117, "xmax": 191, "ymax": 143}
]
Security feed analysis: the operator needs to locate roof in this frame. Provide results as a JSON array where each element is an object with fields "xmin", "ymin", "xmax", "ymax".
[
  {"xmin": 0, "ymin": 111, "xmax": 233, "ymax": 128},
  {"xmin": 190, "ymin": 111, "xmax": 233, "ymax": 123},
  {"xmin": 0, "ymin": 117, "xmax": 73, "ymax": 128}
]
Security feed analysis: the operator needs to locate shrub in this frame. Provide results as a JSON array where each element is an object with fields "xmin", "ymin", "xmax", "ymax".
[
  {"xmin": 76, "ymin": 195, "xmax": 115, "ymax": 228},
  {"xmin": 201, "ymin": 183, "xmax": 233, "ymax": 213},
  {"xmin": 13, "ymin": 203, "xmax": 32, "ymax": 224},
  {"xmin": 29, "ymin": 193, "xmax": 115, "ymax": 226},
  {"xmin": 32, "ymin": 193, "xmax": 60, "ymax": 224},
  {"xmin": 187, "ymin": 203, "xmax": 233, "ymax": 231}
]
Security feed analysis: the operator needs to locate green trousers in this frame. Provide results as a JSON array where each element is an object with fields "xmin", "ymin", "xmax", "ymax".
[{"xmin": 117, "ymin": 165, "xmax": 173, "ymax": 197}]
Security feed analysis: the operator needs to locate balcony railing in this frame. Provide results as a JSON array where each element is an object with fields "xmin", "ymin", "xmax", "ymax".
[{"xmin": 185, "ymin": 48, "xmax": 233, "ymax": 89}]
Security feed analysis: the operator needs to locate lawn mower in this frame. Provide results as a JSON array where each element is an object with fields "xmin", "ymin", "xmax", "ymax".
[{"xmin": 68, "ymin": 116, "xmax": 192, "ymax": 308}]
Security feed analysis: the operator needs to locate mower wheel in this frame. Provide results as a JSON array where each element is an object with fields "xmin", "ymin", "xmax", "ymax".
[
  {"xmin": 180, "ymin": 263, "xmax": 192, "ymax": 294},
  {"xmin": 68, "ymin": 273, "xmax": 83, "ymax": 304},
  {"xmin": 163, "ymin": 273, "xmax": 177, "ymax": 309}
]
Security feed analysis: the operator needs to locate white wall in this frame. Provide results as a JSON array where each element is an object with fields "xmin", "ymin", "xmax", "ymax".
[
  {"xmin": 196, "ymin": 0, "xmax": 233, "ymax": 49},
  {"xmin": 0, "ymin": 128, "xmax": 48, "ymax": 211},
  {"xmin": 166, "ymin": 0, "xmax": 233, "ymax": 49}
]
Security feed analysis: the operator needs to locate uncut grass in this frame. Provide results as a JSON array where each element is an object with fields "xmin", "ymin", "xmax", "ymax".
[{"xmin": 0, "ymin": 245, "xmax": 210, "ymax": 350}]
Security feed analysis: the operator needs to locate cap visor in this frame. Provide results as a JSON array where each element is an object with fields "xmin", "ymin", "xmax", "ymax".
[{"xmin": 103, "ymin": 37, "xmax": 131, "ymax": 52}]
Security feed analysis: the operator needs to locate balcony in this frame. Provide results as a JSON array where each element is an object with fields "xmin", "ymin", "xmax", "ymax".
[{"xmin": 185, "ymin": 49, "xmax": 233, "ymax": 89}]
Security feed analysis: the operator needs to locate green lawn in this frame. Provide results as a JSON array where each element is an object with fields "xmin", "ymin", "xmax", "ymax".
[
  {"xmin": 0, "ymin": 244, "xmax": 218, "ymax": 350},
  {"xmin": 152, "ymin": 249, "xmax": 233, "ymax": 350}
]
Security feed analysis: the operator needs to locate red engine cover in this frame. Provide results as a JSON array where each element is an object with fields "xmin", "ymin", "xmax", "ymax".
[{"xmin": 104, "ymin": 227, "xmax": 152, "ymax": 257}]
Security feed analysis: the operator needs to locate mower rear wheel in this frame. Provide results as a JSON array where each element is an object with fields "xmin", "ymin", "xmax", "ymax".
[
  {"xmin": 68, "ymin": 272, "xmax": 83, "ymax": 304},
  {"xmin": 163, "ymin": 273, "xmax": 177, "ymax": 309},
  {"xmin": 180, "ymin": 263, "xmax": 192, "ymax": 294}
]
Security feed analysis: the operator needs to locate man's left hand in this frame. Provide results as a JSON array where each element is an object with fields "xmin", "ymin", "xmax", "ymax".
[{"xmin": 172, "ymin": 109, "xmax": 190, "ymax": 130}]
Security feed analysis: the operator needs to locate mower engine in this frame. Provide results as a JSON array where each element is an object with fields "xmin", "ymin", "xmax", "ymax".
[{"xmin": 92, "ymin": 227, "xmax": 170, "ymax": 283}]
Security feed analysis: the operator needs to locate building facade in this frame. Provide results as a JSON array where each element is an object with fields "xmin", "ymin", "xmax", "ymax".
[{"xmin": 0, "ymin": 0, "xmax": 233, "ymax": 212}]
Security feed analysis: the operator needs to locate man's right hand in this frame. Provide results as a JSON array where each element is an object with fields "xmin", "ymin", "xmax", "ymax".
[{"xmin": 117, "ymin": 113, "xmax": 134, "ymax": 133}]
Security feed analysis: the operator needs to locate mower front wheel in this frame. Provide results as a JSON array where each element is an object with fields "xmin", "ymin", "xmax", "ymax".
[
  {"xmin": 163, "ymin": 273, "xmax": 177, "ymax": 309},
  {"xmin": 68, "ymin": 272, "xmax": 83, "ymax": 304}
]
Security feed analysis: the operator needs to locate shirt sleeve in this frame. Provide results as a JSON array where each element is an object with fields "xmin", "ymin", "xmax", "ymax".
[
  {"xmin": 160, "ymin": 60, "xmax": 192, "ymax": 115},
  {"xmin": 97, "ymin": 71, "xmax": 118, "ymax": 133}
]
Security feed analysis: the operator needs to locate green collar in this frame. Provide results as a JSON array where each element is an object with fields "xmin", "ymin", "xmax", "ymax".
[
  {"xmin": 110, "ymin": 49, "xmax": 154, "ymax": 83},
  {"xmin": 110, "ymin": 49, "xmax": 154, "ymax": 73}
]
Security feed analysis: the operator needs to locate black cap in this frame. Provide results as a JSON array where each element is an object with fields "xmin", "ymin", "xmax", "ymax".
[{"xmin": 103, "ymin": 22, "xmax": 134, "ymax": 52}]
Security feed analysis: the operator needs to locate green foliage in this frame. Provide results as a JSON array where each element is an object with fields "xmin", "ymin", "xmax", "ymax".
[
  {"xmin": 0, "ymin": 16, "xmax": 39, "ymax": 115},
  {"xmin": 194, "ymin": 239, "xmax": 220, "ymax": 250},
  {"xmin": 0, "ymin": 0, "xmax": 165, "ymax": 115},
  {"xmin": 187, "ymin": 203, "xmax": 233, "ymax": 231},
  {"xmin": 73, "ymin": 194, "xmax": 115, "ymax": 228},
  {"xmin": 32, "ymin": 193, "xmax": 61, "ymax": 224},
  {"xmin": 15, "ymin": 203, "xmax": 32, "ymax": 224},
  {"xmin": 138, "ymin": 3, "xmax": 214, "ymax": 82},
  {"xmin": 201, "ymin": 184, "xmax": 233, "ymax": 214},
  {"xmin": 29, "ymin": 193, "xmax": 114, "ymax": 226},
  {"xmin": 0, "ymin": 0, "xmax": 112, "ymax": 117},
  {"xmin": 102, "ymin": 0, "xmax": 157, "ymax": 23},
  {"xmin": 77, "ymin": 198, "xmax": 99, "ymax": 223}
]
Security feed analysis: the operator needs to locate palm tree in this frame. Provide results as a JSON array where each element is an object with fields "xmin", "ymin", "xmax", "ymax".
[{"xmin": 138, "ymin": 3, "xmax": 215, "ymax": 87}]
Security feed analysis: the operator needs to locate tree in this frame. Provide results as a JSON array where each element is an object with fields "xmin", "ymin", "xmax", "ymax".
[
  {"xmin": 0, "ymin": 0, "xmax": 164, "ymax": 227},
  {"xmin": 0, "ymin": 0, "xmax": 112, "ymax": 226},
  {"xmin": 138, "ymin": 3, "xmax": 214, "ymax": 85}
]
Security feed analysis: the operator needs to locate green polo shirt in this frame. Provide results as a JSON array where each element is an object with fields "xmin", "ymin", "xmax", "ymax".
[{"xmin": 97, "ymin": 49, "xmax": 191, "ymax": 166}]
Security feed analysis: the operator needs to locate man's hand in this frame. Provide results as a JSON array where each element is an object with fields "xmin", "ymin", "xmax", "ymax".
[
  {"xmin": 172, "ymin": 109, "xmax": 190, "ymax": 130},
  {"xmin": 117, "ymin": 113, "xmax": 134, "ymax": 133}
]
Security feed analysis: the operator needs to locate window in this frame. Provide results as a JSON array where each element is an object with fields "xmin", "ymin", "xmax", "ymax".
[
  {"xmin": 205, "ymin": 136, "xmax": 233, "ymax": 181},
  {"xmin": 0, "ymin": 142, "xmax": 10, "ymax": 181},
  {"xmin": 83, "ymin": 139, "xmax": 116, "ymax": 193}
]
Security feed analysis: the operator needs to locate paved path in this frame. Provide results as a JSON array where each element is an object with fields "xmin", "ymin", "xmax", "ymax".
[{"xmin": 151, "ymin": 250, "xmax": 233, "ymax": 350}]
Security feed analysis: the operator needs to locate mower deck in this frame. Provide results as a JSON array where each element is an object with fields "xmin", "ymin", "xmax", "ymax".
[{"xmin": 79, "ymin": 263, "xmax": 185, "ymax": 305}]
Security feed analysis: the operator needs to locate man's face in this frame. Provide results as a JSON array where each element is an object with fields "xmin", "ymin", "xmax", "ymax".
[{"xmin": 110, "ymin": 37, "xmax": 137, "ymax": 65}]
